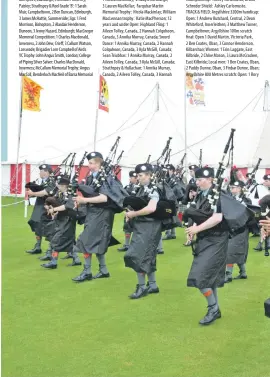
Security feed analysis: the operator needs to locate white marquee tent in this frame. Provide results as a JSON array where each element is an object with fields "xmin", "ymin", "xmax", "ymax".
[{"xmin": 1, "ymin": 78, "xmax": 270, "ymax": 197}]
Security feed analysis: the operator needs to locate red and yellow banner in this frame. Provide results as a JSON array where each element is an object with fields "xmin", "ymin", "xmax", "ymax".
[
  {"xmin": 22, "ymin": 76, "xmax": 43, "ymax": 111},
  {"xmin": 99, "ymin": 75, "xmax": 109, "ymax": 112}
]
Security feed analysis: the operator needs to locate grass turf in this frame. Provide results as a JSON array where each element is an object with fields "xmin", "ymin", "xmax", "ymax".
[{"xmin": 2, "ymin": 197, "xmax": 270, "ymax": 377}]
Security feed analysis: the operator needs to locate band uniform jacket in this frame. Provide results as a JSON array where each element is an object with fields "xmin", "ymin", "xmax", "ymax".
[
  {"xmin": 187, "ymin": 192, "xmax": 229, "ymax": 289},
  {"xmin": 226, "ymin": 195, "xmax": 252, "ymax": 265},
  {"xmin": 167, "ymin": 175, "xmax": 186, "ymax": 203},
  {"xmin": 123, "ymin": 183, "xmax": 137, "ymax": 233},
  {"xmin": 28, "ymin": 178, "xmax": 56, "ymax": 237},
  {"xmin": 50, "ymin": 194, "xmax": 76, "ymax": 253},
  {"xmin": 74, "ymin": 174, "xmax": 118, "ymax": 255},
  {"xmin": 124, "ymin": 185, "xmax": 162, "ymax": 274}
]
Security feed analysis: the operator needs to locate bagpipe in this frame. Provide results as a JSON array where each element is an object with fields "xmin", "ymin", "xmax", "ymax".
[
  {"xmin": 25, "ymin": 153, "xmax": 74, "ymax": 194},
  {"xmin": 76, "ymin": 138, "xmax": 128, "ymax": 214},
  {"xmin": 123, "ymin": 137, "xmax": 177, "ymax": 220},
  {"xmin": 229, "ymin": 158, "xmax": 262, "ymax": 200},
  {"xmin": 44, "ymin": 152, "xmax": 83, "ymax": 218},
  {"xmin": 77, "ymin": 137, "xmax": 121, "ymax": 198},
  {"xmin": 183, "ymin": 127, "xmax": 236, "ymax": 224},
  {"xmin": 68, "ymin": 151, "xmax": 88, "ymax": 197},
  {"xmin": 181, "ymin": 183, "xmax": 198, "ymax": 206},
  {"xmin": 112, "ymin": 149, "xmax": 124, "ymax": 181},
  {"xmin": 164, "ymin": 152, "xmax": 186, "ymax": 201},
  {"xmin": 245, "ymin": 158, "xmax": 262, "ymax": 200},
  {"xmin": 173, "ymin": 153, "xmax": 186, "ymax": 183},
  {"xmin": 183, "ymin": 128, "xmax": 255, "ymax": 234},
  {"xmin": 246, "ymin": 158, "xmax": 262, "ymax": 190}
]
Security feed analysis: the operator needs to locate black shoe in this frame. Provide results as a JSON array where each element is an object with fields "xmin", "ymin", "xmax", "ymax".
[
  {"xmin": 156, "ymin": 250, "xmax": 164, "ymax": 254},
  {"xmin": 60, "ymin": 254, "xmax": 73, "ymax": 260},
  {"xmin": 93, "ymin": 272, "xmax": 110, "ymax": 279},
  {"xmin": 199, "ymin": 305, "xmax": 220, "ymax": 325},
  {"xmin": 146, "ymin": 282, "xmax": 160, "ymax": 294},
  {"xmin": 234, "ymin": 274, "xmax": 247, "ymax": 280},
  {"xmin": 162, "ymin": 235, "xmax": 176, "ymax": 240},
  {"xmin": 117, "ymin": 246, "xmax": 129, "ymax": 252},
  {"xmin": 254, "ymin": 242, "xmax": 263, "ymax": 251},
  {"xmin": 224, "ymin": 273, "xmax": 233, "ymax": 283},
  {"xmin": 26, "ymin": 248, "xmax": 42, "ymax": 254},
  {"xmin": 39, "ymin": 255, "xmax": 51, "ymax": 261},
  {"xmin": 41, "ymin": 262, "xmax": 57, "ymax": 269},
  {"xmin": 67, "ymin": 261, "xmax": 82, "ymax": 267},
  {"xmin": 147, "ymin": 286, "xmax": 160, "ymax": 294},
  {"xmin": 129, "ymin": 284, "xmax": 148, "ymax": 299},
  {"xmin": 72, "ymin": 265, "xmax": 93, "ymax": 282}
]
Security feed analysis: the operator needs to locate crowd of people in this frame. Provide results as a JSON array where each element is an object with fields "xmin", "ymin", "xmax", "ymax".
[{"xmin": 25, "ymin": 152, "xmax": 270, "ymax": 326}]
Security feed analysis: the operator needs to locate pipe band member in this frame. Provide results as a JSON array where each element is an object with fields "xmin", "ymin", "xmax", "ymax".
[
  {"xmin": 124, "ymin": 163, "xmax": 162, "ymax": 299},
  {"xmin": 118, "ymin": 171, "xmax": 138, "ymax": 252},
  {"xmin": 26, "ymin": 164, "xmax": 56, "ymax": 257},
  {"xmin": 185, "ymin": 167, "xmax": 229, "ymax": 326},
  {"xmin": 163, "ymin": 164, "xmax": 184, "ymax": 241},
  {"xmin": 72, "ymin": 152, "xmax": 118, "ymax": 282},
  {"xmin": 225, "ymin": 180, "xmax": 251, "ymax": 282},
  {"xmin": 41, "ymin": 175, "xmax": 81, "ymax": 269},
  {"xmin": 188, "ymin": 164, "xmax": 199, "ymax": 185}
]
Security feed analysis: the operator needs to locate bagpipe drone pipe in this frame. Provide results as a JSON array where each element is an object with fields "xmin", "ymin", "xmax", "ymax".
[
  {"xmin": 123, "ymin": 137, "xmax": 177, "ymax": 220},
  {"xmin": 65, "ymin": 151, "xmax": 89, "ymax": 224},
  {"xmin": 183, "ymin": 129, "xmax": 255, "ymax": 235},
  {"xmin": 43, "ymin": 152, "xmax": 87, "ymax": 224},
  {"xmin": 25, "ymin": 153, "xmax": 75, "ymax": 194},
  {"xmin": 165, "ymin": 154, "xmax": 186, "ymax": 201}
]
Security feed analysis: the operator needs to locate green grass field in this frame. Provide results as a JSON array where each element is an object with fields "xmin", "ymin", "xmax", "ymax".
[{"xmin": 2, "ymin": 197, "xmax": 270, "ymax": 377}]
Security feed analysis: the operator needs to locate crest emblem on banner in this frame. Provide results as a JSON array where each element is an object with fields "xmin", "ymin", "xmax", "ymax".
[
  {"xmin": 186, "ymin": 73, "xmax": 205, "ymax": 106},
  {"xmin": 99, "ymin": 75, "xmax": 109, "ymax": 112}
]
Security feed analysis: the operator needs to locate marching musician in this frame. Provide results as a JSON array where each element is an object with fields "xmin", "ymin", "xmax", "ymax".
[
  {"xmin": 26, "ymin": 164, "xmax": 56, "ymax": 256},
  {"xmin": 185, "ymin": 167, "xmax": 229, "ymax": 326},
  {"xmin": 71, "ymin": 152, "xmax": 123, "ymax": 282},
  {"xmin": 40, "ymin": 175, "xmax": 81, "ymax": 269},
  {"xmin": 152, "ymin": 164, "xmax": 164, "ymax": 255},
  {"xmin": 117, "ymin": 171, "xmax": 138, "ymax": 252},
  {"xmin": 162, "ymin": 164, "xmax": 184, "ymax": 241},
  {"xmin": 182, "ymin": 183, "xmax": 198, "ymax": 247},
  {"xmin": 224, "ymin": 181, "xmax": 252, "ymax": 283},
  {"xmin": 124, "ymin": 163, "xmax": 162, "ymax": 299},
  {"xmin": 188, "ymin": 165, "xmax": 198, "ymax": 185}
]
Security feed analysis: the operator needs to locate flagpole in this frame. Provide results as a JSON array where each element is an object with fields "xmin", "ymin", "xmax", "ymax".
[
  {"xmin": 156, "ymin": 82, "xmax": 159, "ymax": 111},
  {"xmin": 24, "ymin": 161, "xmax": 28, "ymax": 218},
  {"xmin": 94, "ymin": 70, "xmax": 100, "ymax": 150},
  {"xmin": 15, "ymin": 76, "xmax": 23, "ymax": 198},
  {"xmin": 184, "ymin": 67, "xmax": 188, "ymax": 183}
]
